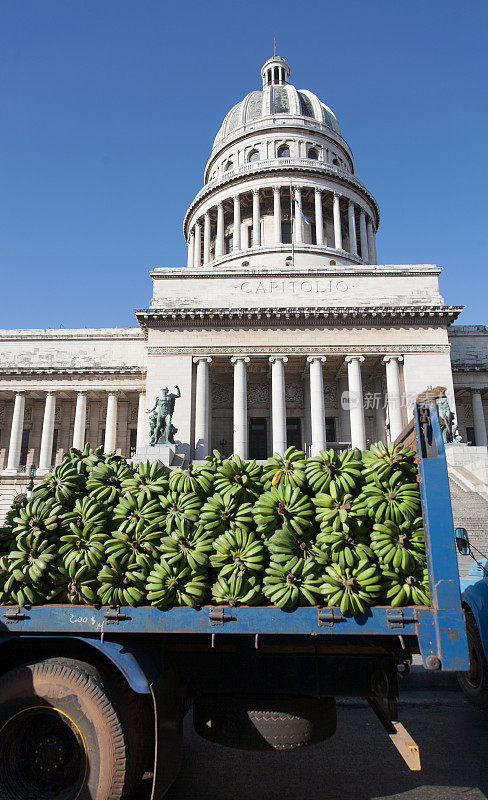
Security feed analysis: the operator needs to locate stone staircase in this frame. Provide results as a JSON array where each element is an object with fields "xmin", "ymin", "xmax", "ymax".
[{"xmin": 449, "ymin": 477, "xmax": 488, "ymax": 577}]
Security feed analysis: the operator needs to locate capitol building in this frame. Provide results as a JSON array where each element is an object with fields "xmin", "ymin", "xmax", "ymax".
[{"xmin": 1, "ymin": 54, "xmax": 487, "ymax": 517}]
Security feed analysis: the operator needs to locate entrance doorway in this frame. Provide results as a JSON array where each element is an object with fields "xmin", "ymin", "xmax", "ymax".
[
  {"xmin": 286, "ymin": 418, "xmax": 302, "ymax": 450},
  {"xmin": 249, "ymin": 418, "xmax": 268, "ymax": 460}
]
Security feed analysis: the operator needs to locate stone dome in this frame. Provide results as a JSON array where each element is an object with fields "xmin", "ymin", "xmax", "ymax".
[{"xmin": 212, "ymin": 56, "xmax": 341, "ymax": 149}]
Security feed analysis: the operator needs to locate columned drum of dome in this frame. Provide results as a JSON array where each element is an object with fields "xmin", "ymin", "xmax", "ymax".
[{"xmin": 183, "ymin": 55, "xmax": 379, "ymax": 269}]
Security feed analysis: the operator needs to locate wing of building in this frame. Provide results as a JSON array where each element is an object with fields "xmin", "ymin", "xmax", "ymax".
[{"xmin": 1, "ymin": 54, "xmax": 487, "ymax": 517}]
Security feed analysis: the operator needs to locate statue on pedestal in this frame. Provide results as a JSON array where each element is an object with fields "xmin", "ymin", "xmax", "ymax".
[
  {"xmin": 436, "ymin": 393, "xmax": 462, "ymax": 445},
  {"xmin": 147, "ymin": 386, "xmax": 180, "ymax": 446}
]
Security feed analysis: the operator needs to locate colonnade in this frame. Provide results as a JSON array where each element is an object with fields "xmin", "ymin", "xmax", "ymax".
[
  {"xmin": 193, "ymin": 354, "xmax": 405, "ymax": 459},
  {"xmin": 470, "ymin": 390, "xmax": 488, "ymax": 447},
  {"xmin": 187, "ymin": 186, "xmax": 377, "ymax": 267},
  {"xmin": 3, "ymin": 390, "xmax": 146, "ymax": 474}
]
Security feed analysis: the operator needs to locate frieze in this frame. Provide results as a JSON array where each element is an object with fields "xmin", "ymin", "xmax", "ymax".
[
  {"xmin": 148, "ymin": 345, "xmax": 451, "ymax": 355},
  {"xmin": 285, "ymin": 384, "xmax": 304, "ymax": 404},
  {"xmin": 247, "ymin": 382, "xmax": 270, "ymax": 406},
  {"xmin": 212, "ymin": 384, "xmax": 233, "ymax": 407},
  {"xmin": 324, "ymin": 384, "xmax": 337, "ymax": 404},
  {"xmin": 0, "ymin": 404, "xmax": 5, "ymax": 425}
]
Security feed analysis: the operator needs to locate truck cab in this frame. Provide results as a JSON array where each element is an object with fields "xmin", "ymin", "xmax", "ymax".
[{"xmin": 456, "ymin": 527, "xmax": 488, "ymax": 709}]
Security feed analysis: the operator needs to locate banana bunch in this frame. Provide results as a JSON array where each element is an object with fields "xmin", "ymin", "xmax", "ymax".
[
  {"xmin": 382, "ymin": 565, "xmax": 430, "ymax": 606},
  {"xmin": 266, "ymin": 527, "xmax": 323, "ymax": 570},
  {"xmin": 86, "ymin": 462, "xmax": 133, "ymax": 504},
  {"xmin": 210, "ymin": 529, "xmax": 265, "ymax": 577},
  {"xmin": 62, "ymin": 444, "xmax": 103, "ymax": 476},
  {"xmin": 199, "ymin": 492, "xmax": 254, "ymax": 537},
  {"xmin": 320, "ymin": 561, "xmax": 383, "ymax": 615},
  {"xmin": 9, "ymin": 532, "xmax": 58, "ymax": 585},
  {"xmin": 59, "ymin": 526, "xmax": 108, "ymax": 570},
  {"xmin": 370, "ymin": 518, "xmax": 426, "ymax": 572},
  {"xmin": 316, "ymin": 522, "xmax": 374, "ymax": 569},
  {"xmin": 313, "ymin": 485, "xmax": 366, "ymax": 532},
  {"xmin": 112, "ymin": 494, "xmax": 162, "ymax": 534},
  {"xmin": 253, "ymin": 485, "xmax": 314, "ymax": 538},
  {"xmin": 204, "ymin": 449, "xmax": 224, "ymax": 469},
  {"xmin": 169, "ymin": 463, "xmax": 215, "ymax": 497},
  {"xmin": 305, "ymin": 448, "xmax": 363, "ymax": 495},
  {"xmin": 12, "ymin": 497, "xmax": 62, "ymax": 539},
  {"xmin": 362, "ymin": 441, "xmax": 417, "ymax": 483},
  {"xmin": 146, "ymin": 561, "xmax": 208, "ymax": 607},
  {"xmin": 214, "ymin": 456, "xmax": 263, "ymax": 503},
  {"xmin": 97, "ymin": 561, "xmax": 146, "ymax": 606},
  {"xmin": 160, "ymin": 491, "xmax": 202, "ymax": 535},
  {"xmin": 160, "ymin": 522, "xmax": 213, "ymax": 570},
  {"xmin": 263, "ymin": 560, "xmax": 322, "ymax": 608},
  {"xmin": 53, "ymin": 562, "xmax": 99, "ymax": 605},
  {"xmin": 121, "ymin": 461, "xmax": 169, "ymax": 501},
  {"xmin": 212, "ymin": 572, "xmax": 262, "ymax": 606},
  {"xmin": 62, "ymin": 496, "xmax": 109, "ymax": 536},
  {"xmin": 358, "ymin": 472, "xmax": 421, "ymax": 523},
  {"xmin": 0, "ymin": 555, "xmax": 43, "ymax": 606},
  {"xmin": 262, "ymin": 446, "xmax": 307, "ymax": 489},
  {"xmin": 33, "ymin": 461, "xmax": 86, "ymax": 507},
  {"xmin": 104, "ymin": 527, "xmax": 161, "ymax": 571}
]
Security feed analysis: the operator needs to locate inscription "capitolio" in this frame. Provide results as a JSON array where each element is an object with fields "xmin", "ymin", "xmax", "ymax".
[{"xmin": 239, "ymin": 279, "xmax": 349, "ymax": 294}]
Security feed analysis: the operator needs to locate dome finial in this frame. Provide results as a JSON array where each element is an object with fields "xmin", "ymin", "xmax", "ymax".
[{"xmin": 274, "ymin": 36, "xmax": 276, "ymax": 57}]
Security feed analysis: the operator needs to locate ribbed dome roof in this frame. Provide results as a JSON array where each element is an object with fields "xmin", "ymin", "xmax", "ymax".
[{"xmin": 213, "ymin": 56, "xmax": 341, "ymax": 149}]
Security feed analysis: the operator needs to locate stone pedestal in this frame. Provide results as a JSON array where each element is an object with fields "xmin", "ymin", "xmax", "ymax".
[{"xmin": 131, "ymin": 444, "xmax": 184, "ymax": 468}]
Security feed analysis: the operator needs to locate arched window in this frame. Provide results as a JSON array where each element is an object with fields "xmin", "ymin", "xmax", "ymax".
[
  {"xmin": 224, "ymin": 160, "xmax": 234, "ymax": 172},
  {"xmin": 332, "ymin": 158, "xmax": 339, "ymax": 166},
  {"xmin": 330, "ymin": 260, "xmax": 337, "ymax": 266},
  {"xmin": 248, "ymin": 149, "xmax": 260, "ymax": 163},
  {"xmin": 241, "ymin": 260, "xmax": 250, "ymax": 267},
  {"xmin": 308, "ymin": 148, "xmax": 319, "ymax": 160},
  {"xmin": 277, "ymin": 144, "xmax": 290, "ymax": 158}
]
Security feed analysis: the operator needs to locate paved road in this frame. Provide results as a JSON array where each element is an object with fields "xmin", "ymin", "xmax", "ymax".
[{"xmin": 140, "ymin": 668, "xmax": 488, "ymax": 800}]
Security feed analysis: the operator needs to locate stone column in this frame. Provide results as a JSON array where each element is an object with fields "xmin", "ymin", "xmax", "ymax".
[
  {"xmin": 315, "ymin": 189, "xmax": 324, "ymax": 245},
  {"xmin": 187, "ymin": 229, "xmax": 194, "ymax": 268},
  {"xmin": 374, "ymin": 375, "xmax": 386, "ymax": 444},
  {"xmin": 104, "ymin": 392, "xmax": 118, "ymax": 452},
  {"xmin": 367, "ymin": 218, "xmax": 376, "ymax": 265},
  {"xmin": 38, "ymin": 392, "xmax": 56, "ymax": 472},
  {"xmin": 233, "ymin": 195, "xmax": 241, "ymax": 252},
  {"xmin": 383, "ymin": 355, "xmax": 404, "ymax": 441},
  {"xmin": 294, "ymin": 186, "xmax": 303, "ymax": 243},
  {"xmin": 216, "ymin": 202, "xmax": 224, "ymax": 258},
  {"xmin": 252, "ymin": 189, "xmax": 261, "ymax": 246},
  {"xmin": 136, "ymin": 390, "xmax": 146, "ymax": 449},
  {"xmin": 345, "ymin": 356, "xmax": 366, "ymax": 450},
  {"xmin": 231, "ymin": 356, "xmax": 250, "ymax": 458},
  {"xmin": 472, "ymin": 390, "xmax": 488, "ymax": 447},
  {"xmin": 359, "ymin": 210, "xmax": 368, "ymax": 263},
  {"xmin": 348, "ymin": 201, "xmax": 358, "ymax": 256},
  {"xmin": 203, "ymin": 212, "xmax": 211, "ymax": 265},
  {"xmin": 273, "ymin": 187, "xmax": 282, "ymax": 244},
  {"xmin": 5, "ymin": 391, "xmax": 26, "ymax": 473},
  {"xmin": 307, "ymin": 356, "xmax": 327, "ymax": 455},
  {"xmin": 193, "ymin": 220, "xmax": 201, "ymax": 268},
  {"xmin": 333, "ymin": 193, "xmax": 342, "ymax": 250},
  {"xmin": 269, "ymin": 356, "xmax": 288, "ymax": 455},
  {"xmin": 193, "ymin": 357, "xmax": 212, "ymax": 458},
  {"xmin": 372, "ymin": 232, "xmax": 378, "ymax": 265},
  {"xmin": 72, "ymin": 391, "xmax": 87, "ymax": 450}
]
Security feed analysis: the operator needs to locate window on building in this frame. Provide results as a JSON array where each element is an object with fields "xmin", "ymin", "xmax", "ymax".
[
  {"xmin": 225, "ymin": 234, "xmax": 233, "ymax": 254},
  {"xmin": 466, "ymin": 427, "xmax": 476, "ymax": 446},
  {"xmin": 332, "ymin": 158, "xmax": 339, "ymax": 166},
  {"xmin": 224, "ymin": 160, "xmax": 234, "ymax": 172},
  {"xmin": 51, "ymin": 429, "xmax": 58, "ymax": 467},
  {"xmin": 19, "ymin": 429, "xmax": 30, "ymax": 468},
  {"xmin": 100, "ymin": 428, "xmax": 105, "ymax": 448},
  {"xmin": 248, "ymin": 149, "xmax": 260, "ymax": 163},
  {"xmin": 325, "ymin": 418, "xmax": 337, "ymax": 442},
  {"xmin": 308, "ymin": 147, "xmax": 319, "ymax": 160},
  {"xmin": 277, "ymin": 145, "xmax": 290, "ymax": 158},
  {"xmin": 130, "ymin": 428, "xmax": 137, "ymax": 456},
  {"xmin": 241, "ymin": 260, "xmax": 250, "ymax": 267},
  {"xmin": 247, "ymin": 227, "xmax": 254, "ymax": 248},
  {"xmin": 281, "ymin": 221, "xmax": 292, "ymax": 244},
  {"xmin": 310, "ymin": 223, "xmax": 317, "ymax": 245},
  {"xmin": 286, "ymin": 418, "xmax": 302, "ymax": 450},
  {"xmin": 330, "ymin": 260, "xmax": 337, "ymax": 266}
]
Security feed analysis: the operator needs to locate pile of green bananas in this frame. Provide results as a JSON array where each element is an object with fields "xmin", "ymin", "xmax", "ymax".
[{"xmin": 0, "ymin": 440, "xmax": 431, "ymax": 612}]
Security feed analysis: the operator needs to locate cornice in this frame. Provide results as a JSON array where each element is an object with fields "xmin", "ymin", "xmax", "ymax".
[
  {"xmin": 0, "ymin": 328, "xmax": 144, "ymax": 342},
  {"xmin": 0, "ymin": 366, "xmax": 145, "ymax": 377},
  {"xmin": 135, "ymin": 305, "xmax": 463, "ymax": 329},
  {"xmin": 149, "ymin": 264, "xmax": 442, "ymax": 279}
]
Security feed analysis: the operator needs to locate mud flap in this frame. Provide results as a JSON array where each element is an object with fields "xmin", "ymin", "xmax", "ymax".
[{"xmin": 150, "ymin": 669, "xmax": 187, "ymax": 800}]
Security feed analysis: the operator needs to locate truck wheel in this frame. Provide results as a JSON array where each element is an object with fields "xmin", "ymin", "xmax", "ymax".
[
  {"xmin": 0, "ymin": 657, "xmax": 135, "ymax": 800},
  {"xmin": 457, "ymin": 614, "xmax": 488, "ymax": 710}
]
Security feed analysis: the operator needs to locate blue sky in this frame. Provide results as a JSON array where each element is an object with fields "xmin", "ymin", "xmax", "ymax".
[{"xmin": 1, "ymin": 0, "xmax": 487, "ymax": 328}]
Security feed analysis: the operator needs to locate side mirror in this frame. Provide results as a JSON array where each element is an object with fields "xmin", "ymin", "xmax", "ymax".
[{"xmin": 455, "ymin": 527, "xmax": 471, "ymax": 556}]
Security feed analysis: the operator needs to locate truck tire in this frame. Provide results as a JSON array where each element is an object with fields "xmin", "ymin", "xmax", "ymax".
[
  {"xmin": 0, "ymin": 657, "xmax": 138, "ymax": 800},
  {"xmin": 457, "ymin": 614, "xmax": 488, "ymax": 710}
]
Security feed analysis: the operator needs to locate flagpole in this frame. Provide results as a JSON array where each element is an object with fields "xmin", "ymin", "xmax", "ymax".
[{"xmin": 289, "ymin": 178, "xmax": 295, "ymax": 266}]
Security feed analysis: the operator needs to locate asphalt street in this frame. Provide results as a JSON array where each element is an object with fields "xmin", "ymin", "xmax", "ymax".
[{"xmin": 138, "ymin": 666, "xmax": 488, "ymax": 800}]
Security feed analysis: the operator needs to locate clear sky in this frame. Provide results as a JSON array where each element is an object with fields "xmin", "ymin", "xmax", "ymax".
[{"xmin": 2, "ymin": 0, "xmax": 487, "ymax": 328}]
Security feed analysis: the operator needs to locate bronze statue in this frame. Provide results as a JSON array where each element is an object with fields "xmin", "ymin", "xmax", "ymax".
[
  {"xmin": 147, "ymin": 386, "xmax": 180, "ymax": 445},
  {"xmin": 435, "ymin": 392, "xmax": 462, "ymax": 445}
]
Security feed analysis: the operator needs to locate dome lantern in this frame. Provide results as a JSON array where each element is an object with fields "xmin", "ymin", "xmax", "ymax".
[{"xmin": 261, "ymin": 54, "xmax": 290, "ymax": 87}]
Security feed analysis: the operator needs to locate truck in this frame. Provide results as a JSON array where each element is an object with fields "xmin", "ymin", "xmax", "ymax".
[{"xmin": 0, "ymin": 400, "xmax": 470, "ymax": 800}]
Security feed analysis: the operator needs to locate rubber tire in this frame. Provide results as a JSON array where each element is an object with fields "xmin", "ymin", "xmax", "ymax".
[
  {"xmin": 0, "ymin": 657, "xmax": 136, "ymax": 800},
  {"xmin": 457, "ymin": 614, "xmax": 488, "ymax": 710}
]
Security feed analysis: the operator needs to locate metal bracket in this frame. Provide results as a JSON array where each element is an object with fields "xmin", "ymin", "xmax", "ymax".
[
  {"xmin": 208, "ymin": 607, "xmax": 235, "ymax": 626},
  {"xmin": 317, "ymin": 608, "xmax": 344, "ymax": 627},
  {"xmin": 104, "ymin": 608, "xmax": 129, "ymax": 624},
  {"xmin": 3, "ymin": 607, "xmax": 26, "ymax": 623},
  {"xmin": 386, "ymin": 609, "xmax": 417, "ymax": 629}
]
